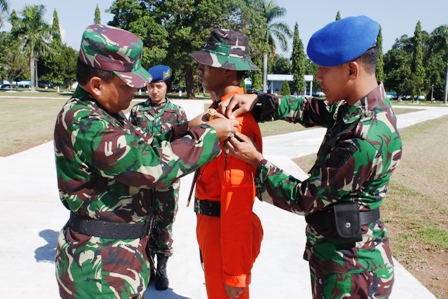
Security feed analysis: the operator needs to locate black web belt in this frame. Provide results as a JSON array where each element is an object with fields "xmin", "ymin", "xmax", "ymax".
[
  {"xmin": 194, "ymin": 198, "xmax": 221, "ymax": 217},
  {"xmin": 67, "ymin": 212, "xmax": 151, "ymax": 239},
  {"xmin": 305, "ymin": 208, "xmax": 380, "ymax": 227}
]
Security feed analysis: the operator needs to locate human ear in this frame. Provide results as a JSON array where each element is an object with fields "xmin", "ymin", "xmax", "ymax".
[
  {"xmin": 89, "ymin": 77, "xmax": 102, "ymax": 96},
  {"xmin": 347, "ymin": 61, "xmax": 359, "ymax": 78}
]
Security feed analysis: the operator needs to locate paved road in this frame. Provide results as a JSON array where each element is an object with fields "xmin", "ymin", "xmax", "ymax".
[{"xmin": 1, "ymin": 100, "xmax": 446, "ymax": 298}]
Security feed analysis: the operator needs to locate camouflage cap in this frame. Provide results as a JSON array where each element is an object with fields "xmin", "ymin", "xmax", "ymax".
[
  {"xmin": 78, "ymin": 24, "xmax": 152, "ymax": 88},
  {"xmin": 189, "ymin": 29, "xmax": 259, "ymax": 71}
]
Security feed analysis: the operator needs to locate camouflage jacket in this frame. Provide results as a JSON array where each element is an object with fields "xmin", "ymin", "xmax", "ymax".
[
  {"xmin": 129, "ymin": 98, "xmax": 188, "ymax": 192},
  {"xmin": 129, "ymin": 98, "xmax": 188, "ymax": 136},
  {"xmin": 54, "ymin": 87, "xmax": 221, "ymax": 297},
  {"xmin": 255, "ymin": 83, "xmax": 402, "ymax": 274},
  {"xmin": 54, "ymin": 87, "xmax": 220, "ymax": 221}
]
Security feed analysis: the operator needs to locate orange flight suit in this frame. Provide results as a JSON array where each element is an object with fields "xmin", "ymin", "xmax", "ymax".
[{"xmin": 195, "ymin": 87, "xmax": 264, "ymax": 299}]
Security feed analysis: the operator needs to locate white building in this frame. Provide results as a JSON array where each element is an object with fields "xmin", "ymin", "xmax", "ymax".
[{"xmin": 266, "ymin": 74, "xmax": 314, "ymax": 96}]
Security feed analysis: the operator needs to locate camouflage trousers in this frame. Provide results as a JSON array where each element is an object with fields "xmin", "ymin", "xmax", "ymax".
[
  {"xmin": 55, "ymin": 226, "xmax": 150, "ymax": 299},
  {"xmin": 147, "ymin": 180, "xmax": 180, "ymax": 257},
  {"xmin": 310, "ymin": 265, "xmax": 394, "ymax": 299}
]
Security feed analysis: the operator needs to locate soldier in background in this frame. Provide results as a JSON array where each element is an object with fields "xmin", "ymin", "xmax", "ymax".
[
  {"xmin": 129, "ymin": 65, "xmax": 186, "ymax": 291},
  {"xmin": 53, "ymin": 24, "xmax": 237, "ymax": 299},
  {"xmin": 223, "ymin": 16, "xmax": 402, "ymax": 298}
]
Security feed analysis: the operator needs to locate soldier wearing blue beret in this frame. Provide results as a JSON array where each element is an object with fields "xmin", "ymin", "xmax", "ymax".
[
  {"xmin": 223, "ymin": 15, "xmax": 402, "ymax": 298},
  {"xmin": 129, "ymin": 65, "xmax": 187, "ymax": 291}
]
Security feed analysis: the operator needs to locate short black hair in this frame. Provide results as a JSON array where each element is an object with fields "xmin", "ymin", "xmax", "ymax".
[
  {"xmin": 355, "ymin": 46, "xmax": 379, "ymax": 74},
  {"xmin": 76, "ymin": 57, "xmax": 115, "ymax": 85},
  {"xmin": 165, "ymin": 78, "xmax": 172, "ymax": 93},
  {"xmin": 236, "ymin": 71, "xmax": 246, "ymax": 82}
]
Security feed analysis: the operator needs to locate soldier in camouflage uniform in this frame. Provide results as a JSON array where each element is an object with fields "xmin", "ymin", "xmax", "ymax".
[
  {"xmin": 224, "ymin": 16, "xmax": 402, "ymax": 298},
  {"xmin": 129, "ymin": 65, "xmax": 186, "ymax": 291},
  {"xmin": 54, "ymin": 24, "xmax": 237, "ymax": 299}
]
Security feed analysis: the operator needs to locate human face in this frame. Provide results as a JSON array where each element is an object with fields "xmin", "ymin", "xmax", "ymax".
[
  {"xmin": 95, "ymin": 76, "xmax": 138, "ymax": 113},
  {"xmin": 315, "ymin": 64, "xmax": 350, "ymax": 104},
  {"xmin": 147, "ymin": 81, "xmax": 167, "ymax": 104},
  {"xmin": 198, "ymin": 64, "xmax": 227, "ymax": 93}
]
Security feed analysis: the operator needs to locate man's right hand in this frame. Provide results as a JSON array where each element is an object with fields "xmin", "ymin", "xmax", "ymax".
[
  {"xmin": 225, "ymin": 132, "xmax": 263, "ymax": 167},
  {"xmin": 219, "ymin": 93, "xmax": 258, "ymax": 119},
  {"xmin": 208, "ymin": 118, "xmax": 239, "ymax": 141},
  {"xmin": 224, "ymin": 284, "xmax": 245, "ymax": 299}
]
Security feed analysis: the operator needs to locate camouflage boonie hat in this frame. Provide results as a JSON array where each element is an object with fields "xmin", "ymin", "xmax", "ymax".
[
  {"xmin": 189, "ymin": 28, "xmax": 259, "ymax": 71},
  {"xmin": 78, "ymin": 24, "xmax": 152, "ymax": 88}
]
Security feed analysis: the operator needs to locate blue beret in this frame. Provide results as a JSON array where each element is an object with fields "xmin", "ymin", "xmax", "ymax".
[
  {"xmin": 148, "ymin": 65, "xmax": 172, "ymax": 82},
  {"xmin": 307, "ymin": 15, "xmax": 379, "ymax": 67}
]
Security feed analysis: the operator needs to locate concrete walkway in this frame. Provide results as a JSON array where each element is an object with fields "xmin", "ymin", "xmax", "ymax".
[{"xmin": 1, "ymin": 101, "xmax": 446, "ymax": 298}]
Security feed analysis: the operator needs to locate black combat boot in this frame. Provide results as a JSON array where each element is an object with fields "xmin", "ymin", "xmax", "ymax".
[
  {"xmin": 149, "ymin": 254, "xmax": 156, "ymax": 284},
  {"xmin": 155, "ymin": 254, "xmax": 169, "ymax": 290}
]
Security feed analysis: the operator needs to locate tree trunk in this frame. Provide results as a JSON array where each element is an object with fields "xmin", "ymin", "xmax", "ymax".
[
  {"xmin": 185, "ymin": 64, "xmax": 196, "ymax": 99},
  {"xmin": 263, "ymin": 53, "xmax": 268, "ymax": 92},
  {"xmin": 444, "ymin": 63, "xmax": 448, "ymax": 105},
  {"xmin": 30, "ymin": 55, "xmax": 35, "ymax": 91}
]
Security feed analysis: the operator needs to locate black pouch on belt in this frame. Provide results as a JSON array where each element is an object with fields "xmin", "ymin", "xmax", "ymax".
[{"xmin": 333, "ymin": 202, "xmax": 363, "ymax": 244}]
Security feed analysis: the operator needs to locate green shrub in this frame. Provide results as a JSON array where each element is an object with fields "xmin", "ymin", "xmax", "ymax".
[{"xmin": 281, "ymin": 80, "xmax": 290, "ymax": 96}]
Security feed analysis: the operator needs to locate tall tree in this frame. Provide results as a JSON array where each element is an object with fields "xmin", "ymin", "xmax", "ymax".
[
  {"xmin": 0, "ymin": 31, "xmax": 29, "ymax": 86},
  {"xmin": 52, "ymin": 44, "xmax": 78, "ymax": 90},
  {"xmin": 411, "ymin": 21, "xmax": 425, "ymax": 101},
  {"xmin": 427, "ymin": 25, "xmax": 448, "ymax": 55},
  {"xmin": 51, "ymin": 9, "xmax": 62, "ymax": 47},
  {"xmin": 250, "ymin": 56, "xmax": 263, "ymax": 90},
  {"xmin": 260, "ymin": 0, "xmax": 292, "ymax": 92},
  {"xmin": 94, "ymin": 4, "xmax": 101, "ymax": 24},
  {"xmin": 290, "ymin": 22, "xmax": 305, "ymax": 95},
  {"xmin": 9, "ymin": 4, "xmax": 52, "ymax": 91},
  {"xmin": 0, "ymin": 0, "xmax": 9, "ymax": 28},
  {"xmin": 304, "ymin": 58, "xmax": 319, "ymax": 92},
  {"xmin": 383, "ymin": 35, "xmax": 413, "ymax": 96},
  {"xmin": 376, "ymin": 25, "xmax": 385, "ymax": 82},
  {"xmin": 271, "ymin": 55, "xmax": 291, "ymax": 74},
  {"xmin": 425, "ymin": 25, "xmax": 448, "ymax": 99},
  {"xmin": 335, "ymin": 11, "xmax": 341, "ymax": 21}
]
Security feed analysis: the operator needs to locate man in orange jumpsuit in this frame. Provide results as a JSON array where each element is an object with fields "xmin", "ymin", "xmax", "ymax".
[{"xmin": 189, "ymin": 29, "xmax": 264, "ymax": 299}]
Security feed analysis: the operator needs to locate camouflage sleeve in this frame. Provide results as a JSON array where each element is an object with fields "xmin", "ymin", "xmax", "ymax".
[
  {"xmin": 70, "ymin": 109, "xmax": 220, "ymax": 189},
  {"xmin": 255, "ymin": 138, "xmax": 379, "ymax": 215},
  {"xmin": 252, "ymin": 91, "xmax": 337, "ymax": 128},
  {"xmin": 177, "ymin": 106, "xmax": 188, "ymax": 125},
  {"xmin": 129, "ymin": 102, "xmax": 150, "ymax": 133},
  {"xmin": 129, "ymin": 103, "xmax": 138, "ymax": 126}
]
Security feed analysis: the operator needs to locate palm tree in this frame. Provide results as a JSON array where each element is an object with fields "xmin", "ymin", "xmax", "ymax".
[
  {"xmin": 9, "ymin": 4, "xmax": 51, "ymax": 91},
  {"xmin": 0, "ymin": 0, "xmax": 9, "ymax": 28},
  {"xmin": 427, "ymin": 25, "xmax": 448, "ymax": 55},
  {"xmin": 261, "ymin": 0, "xmax": 292, "ymax": 92}
]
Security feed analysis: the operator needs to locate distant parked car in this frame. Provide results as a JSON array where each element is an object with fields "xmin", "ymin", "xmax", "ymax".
[
  {"xmin": 17, "ymin": 80, "xmax": 31, "ymax": 88},
  {"xmin": 312, "ymin": 91, "xmax": 325, "ymax": 97},
  {"xmin": 0, "ymin": 84, "xmax": 11, "ymax": 89},
  {"xmin": 38, "ymin": 81, "xmax": 54, "ymax": 88},
  {"xmin": 386, "ymin": 91, "xmax": 397, "ymax": 99}
]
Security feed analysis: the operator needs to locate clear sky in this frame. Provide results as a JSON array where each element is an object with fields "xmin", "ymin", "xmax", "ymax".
[{"xmin": 4, "ymin": 0, "xmax": 447, "ymax": 57}]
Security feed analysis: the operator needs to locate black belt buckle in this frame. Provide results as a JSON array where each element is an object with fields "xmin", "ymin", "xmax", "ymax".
[{"xmin": 194, "ymin": 198, "xmax": 221, "ymax": 217}]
